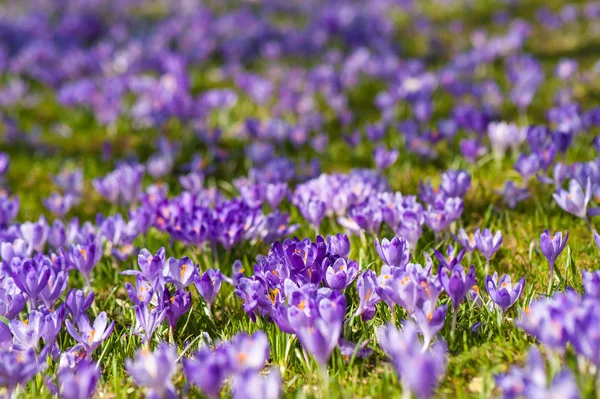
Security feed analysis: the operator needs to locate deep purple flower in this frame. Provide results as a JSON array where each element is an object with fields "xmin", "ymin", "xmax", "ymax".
[
  {"xmin": 0, "ymin": 286, "xmax": 26, "ymax": 320},
  {"xmin": 133, "ymin": 302, "xmax": 166, "ymax": 343},
  {"xmin": 374, "ymin": 146, "xmax": 399, "ymax": 169},
  {"xmin": 497, "ymin": 181, "xmax": 530, "ymax": 209},
  {"xmin": 337, "ymin": 338, "xmax": 373, "ymax": 362},
  {"xmin": 514, "ymin": 153, "xmax": 541, "ymax": 181},
  {"xmin": 65, "ymin": 289, "xmax": 94, "ymax": 321},
  {"xmin": 0, "ymin": 194, "xmax": 19, "ymax": 227},
  {"xmin": 355, "ymin": 270, "xmax": 381, "ymax": 321},
  {"xmin": 440, "ymin": 169, "xmax": 471, "ymax": 198},
  {"xmin": 125, "ymin": 275, "xmax": 154, "ymax": 306},
  {"xmin": 63, "ymin": 235, "xmax": 103, "ymax": 284},
  {"xmin": 58, "ymin": 359, "xmax": 100, "ymax": 399},
  {"xmin": 65, "ymin": 312, "xmax": 114, "ymax": 357},
  {"xmin": 375, "ymin": 236, "xmax": 411, "ymax": 269},
  {"xmin": 11, "ymin": 259, "xmax": 50, "ymax": 307},
  {"xmin": 194, "ymin": 269, "xmax": 223, "ymax": 310},
  {"xmin": 474, "ymin": 228, "xmax": 502, "ymax": 261},
  {"xmin": 326, "ymin": 234, "xmax": 350, "ymax": 258},
  {"xmin": 299, "ymin": 199, "xmax": 326, "ymax": 230},
  {"xmin": 184, "ymin": 344, "xmax": 230, "ymax": 398},
  {"xmin": 165, "ymin": 257, "xmax": 197, "ymax": 288},
  {"xmin": 439, "ymin": 264, "xmax": 476, "ymax": 311},
  {"xmin": 0, "ymin": 152, "xmax": 9, "ymax": 177},
  {"xmin": 540, "ymin": 230, "xmax": 568, "ymax": 283},
  {"xmin": 459, "ymin": 139, "xmax": 487, "ymax": 163},
  {"xmin": 126, "ymin": 343, "xmax": 177, "ymax": 399},
  {"xmin": 0, "ymin": 348, "xmax": 44, "ymax": 398},
  {"xmin": 583, "ymin": 269, "xmax": 600, "ymax": 299},
  {"xmin": 296, "ymin": 291, "xmax": 346, "ymax": 365},
  {"xmin": 163, "ymin": 287, "xmax": 191, "ymax": 330},
  {"xmin": 325, "ymin": 258, "xmax": 358, "ymax": 290},
  {"xmin": 122, "ymin": 247, "xmax": 166, "ymax": 285},
  {"xmin": 485, "ymin": 273, "xmax": 525, "ymax": 315},
  {"xmin": 377, "ymin": 322, "xmax": 447, "ymax": 399}
]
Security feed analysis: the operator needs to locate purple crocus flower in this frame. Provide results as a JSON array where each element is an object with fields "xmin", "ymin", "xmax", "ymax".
[
  {"xmin": 163, "ymin": 287, "xmax": 191, "ymax": 330},
  {"xmin": 439, "ymin": 264, "xmax": 475, "ymax": 335},
  {"xmin": 374, "ymin": 146, "xmax": 399, "ymax": 169},
  {"xmin": 134, "ymin": 302, "xmax": 166, "ymax": 343},
  {"xmin": 11, "ymin": 259, "xmax": 50, "ymax": 307},
  {"xmin": 0, "ymin": 195, "xmax": 19, "ymax": 227},
  {"xmin": 10, "ymin": 310, "xmax": 45, "ymax": 350},
  {"xmin": 413, "ymin": 301, "xmax": 447, "ymax": 350},
  {"xmin": 355, "ymin": 270, "xmax": 381, "ymax": 321},
  {"xmin": 377, "ymin": 322, "xmax": 447, "ymax": 399},
  {"xmin": 375, "ymin": 236, "xmax": 411, "ymax": 269},
  {"xmin": 459, "ymin": 139, "xmax": 487, "ymax": 163},
  {"xmin": 265, "ymin": 183, "xmax": 288, "ymax": 209},
  {"xmin": 232, "ymin": 369, "xmax": 281, "ymax": 399},
  {"xmin": 125, "ymin": 275, "xmax": 154, "ymax": 306},
  {"xmin": 65, "ymin": 289, "xmax": 94, "ymax": 321},
  {"xmin": 0, "ymin": 152, "xmax": 9, "ymax": 177},
  {"xmin": 325, "ymin": 258, "xmax": 358, "ymax": 290},
  {"xmin": 552, "ymin": 178, "xmax": 592, "ymax": 219},
  {"xmin": 58, "ymin": 359, "xmax": 100, "ymax": 399},
  {"xmin": 440, "ymin": 169, "xmax": 471, "ymax": 198},
  {"xmin": 65, "ymin": 312, "xmax": 114, "ymax": 357},
  {"xmin": 474, "ymin": 228, "xmax": 502, "ymax": 266},
  {"xmin": 514, "ymin": 153, "xmax": 541, "ymax": 181},
  {"xmin": 453, "ymin": 228, "xmax": 477, "ymax": 253},
  {"xmin": 165, "ymin": 257, "xmax": 197, "ymax": 288},
  {"xmin": 433, "ymin": 244, "xmax": 465, "ymax": 270},
  {"xmin": 485, "ymin": 273, "xmax": 525, "ymax": 316},
  {"xmin": 20, "ymin": 217, "xmax": 49, "ymax": 254},
  {"xmin": 194, "ymin": 269, "xmax": 223, "ymax": 311},
  {"xmin": 39, "ymin": 269, "xmax": 68, "ymax": 309},
  {"xmin": 495, "ymin": 347, "xmax": 580, "ymax": 399},
  {"xmin": 540, "ymin": 230, "xmax": 568, "ymax": 287},
  {"xmin": 126, "ymin": 343, "xmax": 177, "ymax": 399},
  {"xmin": 299, "ymin": 199, "xmax": 326, "ymax": 231},
  {"xmin": 227, "ymin": 331, "xmax": 270, "ymax": 374},
  {"xmin": 43, "ymin": 193, "xmax": 76, "ymax": 217},
  {"xmin": 497, "ymin": 181, "xmax": 530, "ymax": 209},
  {"xmin": 184, "ymin": 344, "xmax": 230, "ymax": 398},
  {"xmin": 583, "ymin": 269, "xmax": 600, "ymax": 299},
  {"xmin": 337, "ymin": 338, "xmax": 373, "ymax": 362},
  {"xmin": 296, "ymin": 291, "xmax": 346, "ymax": 366},
  {"xmin": 0, "ymin": 287, "xmax": 26, "ymax": 320},
  {"xmin": 0, "ymin": 348, "xmax": 44, "ymax": 398},
  {"xmin": 424, "ymin": 197, "xmax": 463, "ymax": 234},
  {"xmin": 63, "ymin": 235, "xmax": 103, "ymax": 284},
  {"xmin": 326, "ymin": 234, "xmax": 350, "ymax": 258},
  {"xmin": 122, "ymin": 247, "xmax": 166, "ymax": 286}
]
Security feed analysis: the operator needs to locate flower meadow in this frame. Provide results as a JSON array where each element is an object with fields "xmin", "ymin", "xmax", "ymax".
[{"xmin": 4, "ymin": 0, "xmax": 600, "ymax": 398}]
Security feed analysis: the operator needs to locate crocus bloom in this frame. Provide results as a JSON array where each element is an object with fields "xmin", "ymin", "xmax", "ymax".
[
  {"xmin": 375, "ymin": 236, "xmax": 411, "ymax": 269},
  {"xmin": 440, "ymin": 169, "xmax": 471, "ymax": 198},
  {"xmin": 126, "ymin": 343, "xmax": 178, "ymax": 399},
  {"xmin": 63, "ymin": 235, "xmax": 103, "ymax": 284},
  {"xmin": 413, "ymin": 301, "xmax": 447, "ymax": 350},
  {"xmin": 11, "ymin": 259, "xmax": 50, "ymax": 307},
  {"xmin": 453, "ymin": 228, "xmax": 477, "ymax": 253},
  {"xmin": 65, "ymin": 289, "xmax": 94, "ymax": 321},
  {"xmin": 485, "ymin": 273, "xmax": 525, "ymax": 315},
  {"xmin": 10, "ymin": 310, "xmax": 45, "ymax": 350},
  {"xmin": 540, "ymin": 230, "xmax": 568, "ymax": 285},
  {"xmin": 325, "ymin": 258, "xmax": 358, "ymax": 290},
  {"xmin": 134, "ymin": 302, "xmax": 166, "ymax": 343},
  {"xmin": 326, "ymin": 233, "xmax": 350, "ymax": 258},
  {"xmin": 495, "ymin": 347, "xmax": 580, "ymax": 399},
  {"xmin": 497, "ymin": 181, "xmax": 530, "ymax": 209},
  {"xmin": 164, "ymin": 257, "xmax": 197, "ymax": 288},
  {"xmin": 583, "ymin": 269, "xmax": 600, "ymax": 299},
  {"xmin": 58, "ymin": 359, "xmax": 100, "ymax": 399},
  {"xmin": 122, "ymin": 247, "xmax": 166, "ymax": 285},
  {"xmin": 552, "ymin": 178, "xmax": 592, "ymax": 219},
  {"xmin": 194, "ymin": 269, "xmax": 223, "ymax": 310},
  {"xmin": 125, "ymin": 275, "xmax": 154, "ymax": 306},
  {"xmin": 474, "ymin": 228, "xmax": 502, "ymax": 263},
  {"xmin": 227, "ymin": 331, "xmax": 270, "ymax": 374},
  {"xmin": 377, "ymin": 322, "xmax": 447, "ymax": 399},
  {"xmin": 0, "ymin": 348, "xmax": 44, "ymax": 398},
  {"xmin": 163, "ymin": 287, "xmax": 191, "ymax": 330},
  {"xmin": 20, "ymin": 217, "xmax": 49, "ymax": 253},
  {"xmin": 232, "ymin": 369, "xmax": 281, "ymax": 399},
  {"xmin": 374, "ymin": 146, "xmax": 399, "ymax": 169},
  {"xmin": 65, "ymin": 312, "xmax": 114, "ymax": 357},
  {"xmin": 355, "ymin": 270, "xmax": 381, "ymax": 320},
  {"xmin": 439, "ymin": 264, "xmax": 475, "ymax": 334},
  {"xmin": 184, "ymin": 345, "xmax": 230, "ymax": 398}
]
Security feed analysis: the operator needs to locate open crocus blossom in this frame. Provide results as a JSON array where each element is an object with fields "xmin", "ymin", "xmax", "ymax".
[
  {"xmin": 65, "ymin": 312, "xmax": 114, "ymax": 357},
  {"xmin": 126, "ymin": 343, "xmax": 178, "ymax": 399},
  {"xmin": 485, "ymin": 273, "xmax": 525, "ymax": 316},
  {"xmin": 552, "ymin": 178, "xmax": 593, "ymax": 219},
  {"xmin": 375, "ymin": 236, "xmax": 411, "ymax": 269}
]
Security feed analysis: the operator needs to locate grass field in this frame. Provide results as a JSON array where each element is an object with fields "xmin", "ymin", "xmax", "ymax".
[{"xmin": 2, "ymin": 0, "xmax": 600, "ymax": 398}]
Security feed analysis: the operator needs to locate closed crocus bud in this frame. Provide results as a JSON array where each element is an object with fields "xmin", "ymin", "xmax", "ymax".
[
  {"xmin": 375, "ymin": 236, "xmax": 411, "ymax": 268},
  {"xmin": 326, "ymin": 233, "xmax": 350, "ymax": 258},
  {"xmin": 540, "ymin": 230, "xmax": 568, "ymax": 287},
  {"xmin": 194, "ymin": 269, "xmax": 223, "ymax": 310}
]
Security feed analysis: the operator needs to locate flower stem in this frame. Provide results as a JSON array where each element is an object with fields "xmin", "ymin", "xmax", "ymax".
[
  {"xmin": 546, "ymin": 265, "xmax": 554, "ymax": 296},
  {"xmin": 451, "ymin": 307, "xmax": 458, "ymax": 340},
  {"xmin": 320, "ymin": 363, "xmax": 329, "ymax": 397}
]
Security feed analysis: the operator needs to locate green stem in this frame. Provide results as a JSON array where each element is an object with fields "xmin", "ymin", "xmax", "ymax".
[{"xmin": 451, "ymin": 308, "xmax": 457, "ymax": 341}]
